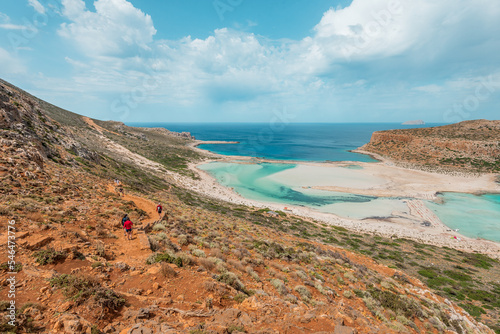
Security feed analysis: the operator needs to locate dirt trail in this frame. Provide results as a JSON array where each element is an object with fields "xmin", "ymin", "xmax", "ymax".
[
  {"xmin": 83, "ymin": 116, "xmax": 121, "ymax": 136},
  {"xmin": 106, "ymin": 184, "xmax": 159, "ymax": 266}
]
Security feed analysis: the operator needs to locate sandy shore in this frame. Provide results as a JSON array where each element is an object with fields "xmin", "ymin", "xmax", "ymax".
[{"xmin": 171, "ymin": 141, "xmax": 500, "ymax": 259}]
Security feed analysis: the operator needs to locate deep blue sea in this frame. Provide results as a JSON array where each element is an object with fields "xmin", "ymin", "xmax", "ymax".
[{"xmin": 127, "ymin": 123, "xmax": 443, "ymax": 161}]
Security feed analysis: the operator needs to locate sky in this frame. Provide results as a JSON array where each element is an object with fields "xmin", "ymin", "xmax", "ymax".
[{"xmin": 0, "ymin": 0, "xmax": 499, "ymax": 123}]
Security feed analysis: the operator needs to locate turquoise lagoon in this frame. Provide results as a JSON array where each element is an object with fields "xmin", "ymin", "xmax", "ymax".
[
  {"xmin": 199, "ymin": 162, "xmax": 500, "ymax": 243},
  {"xmin": 199, "ymin": 162, "xmax": 408, "ymax": 220},
  {"xmin": 427, "ymin": 193, "xmax": 500, "ymax": 242}
]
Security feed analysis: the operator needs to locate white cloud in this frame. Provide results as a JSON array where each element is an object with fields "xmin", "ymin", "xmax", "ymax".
[
  {"xmin": 0, "ymin": 47, "xmax": 26, "ymax": 75},
  {"xmin": 0, "ymin": 23, "xmax": 27, "ymax": 30},
  {"xmin": 53, "ymin": 0, "xmax": 500, "ymax": 122},
  {"xmin": 58, "ymin": 0, "xmax": 157, "ymax": 57},
  {"xmin": 0, "ymin": 12, "xmax": 27, "ymax": 30},
  {"xmin": 305, "ymin": 0, "xmax": 500, "ymax": 67},
  {"xmin": 413, "ymin": 84, "xmax": 443, "ymax": 94},
  {"xmin": 28, "ymin": 0, "xmax": 46, "ymax": 14}
]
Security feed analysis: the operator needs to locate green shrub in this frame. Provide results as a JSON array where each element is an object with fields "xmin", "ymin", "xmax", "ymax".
[
  {"xmin": 427, "ymin": 276, "xmax": 454, "ymax": 288},
  {"xmin": 270, "ymin": 279, "xmax": 288, "ymax": 295},
  {"xmin": 218, "ymin": 271, "xmax": 246, "ymax": 292},
  {"xmin": 152, "ymin": 224, "xmax": 166, "ymax": 231},
  {"xmin": 178, "ymin": 234, "xmax": 188, "ymax": 246},
  {"xmin": 459, "ymin": 303, "xmax": 486, "ymax": 318},
  {"xmin": 234, "ymin": 293, "xmax": 247, "ymax": 303},
  {"xmin": 294, "ymin": 285, "xmax": 311, "ymax": 300},
  {"xmin": 462, "ymin": 288, "xmax": 496, "ymax": 303},
  {"xmin": 369, "ymin": 288, "xmax": 424, "ymax": 318},
  {"xmin": 343, "ymin": 290, "xmax": 354, "ymax": 299},
  {"xmin": 192, "ymin": 249, "xmax": 207, "ymax": 258},
  {"xmin": 146, "ymin": 252, "xmax": 183, "ymax": 267},
  {"xmin": 91, "ymin": 262, "xmax": 102, "ymax": 268},
  {"xmin": 417, "ymin": 268, "xmax": 438, "ymax": 278},
  {"xmin": 0, "ymin": 262, "xmax": 22, "ymax": 272},
  {"xmin": 33, "ymin": 248, "xmax": 66, "ymax": 265},
  {"xmin": 462, "ymin": 253, "xmax": 496, "ymax": 269},
  {"xmin": 50, "ymin": 274, "xmax": 124, "ymax": 312},
  {"xmin": 157, "ymin": 232, "xmax": 168, "ymax": 240},
  {"xmin": 444, "ymin": 270, "xmax": 472, "ymax": 281}
]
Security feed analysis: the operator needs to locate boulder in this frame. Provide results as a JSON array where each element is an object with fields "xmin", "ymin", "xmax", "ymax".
[{"xmin": 52, "ymin": 314, "xmax": 92, "ymax": 334}]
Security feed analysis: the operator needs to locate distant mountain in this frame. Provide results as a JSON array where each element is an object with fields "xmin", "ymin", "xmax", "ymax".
[
  {"xmin": 360, "ymin": 120, "xmax": 500, "ymax": 173},
  {"xmin": 402, "ymin": 120, "xmax": 425, "ymax": 125}
]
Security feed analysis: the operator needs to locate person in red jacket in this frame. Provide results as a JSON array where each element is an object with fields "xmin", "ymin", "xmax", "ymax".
[
  {"xmin": 156, "ymin": 203, "xmax": 163, "ymax": 218},
  {"xmin": 123, "ymin": 218, "xmax": 133, "ymax": 240}
]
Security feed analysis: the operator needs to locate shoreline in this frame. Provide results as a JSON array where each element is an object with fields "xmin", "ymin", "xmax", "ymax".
[{"xmin": 177, "ymin": 139, "xmax": 500, "ymax": 258}]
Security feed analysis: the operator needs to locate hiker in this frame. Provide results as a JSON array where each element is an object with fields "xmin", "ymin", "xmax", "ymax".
[
  {"xmin": 156, "ymin": 203, "xmax": 163, "ymax": 218},
  {"xmin": 121, "ymin": 214, "xmax": 129, "ymax": 236},
  {"xmin": 123, "ymin": 217, "xmax": 133, "ymax": 240}
]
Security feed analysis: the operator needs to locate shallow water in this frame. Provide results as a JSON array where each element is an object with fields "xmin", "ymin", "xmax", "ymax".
[
  {"xmin": 426, "ymin": 193, "xmax": 500, "ymax": 242},
  {"xmin": 199, "ymin": 162, "xmax": 407, "ymax": 219},
  {"xmin": 200, "ymin": 162, "xmax": 500, "ymax": 242}
]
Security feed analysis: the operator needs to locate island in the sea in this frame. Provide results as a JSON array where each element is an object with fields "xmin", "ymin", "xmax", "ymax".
[{"xmin": 402, "ymin": 119, "xmax": 425, "ymax": 125}]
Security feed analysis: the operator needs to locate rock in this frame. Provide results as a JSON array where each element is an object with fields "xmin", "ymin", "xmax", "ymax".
[
  {"xmin": 103, "ymin": 324, "xmax": 116, "ymax": 333},
  {"xmin": 24, "ymin": 236, "xmax": 53, "ymax": 250},
  {"xmin": 152, "ymin": 282, "xmax": 160, "ymax": 289},
  {"xmin": 211, "ymin": 308, "xmax": 253, "ymax": 328},
  {"xmin": 23, "ymin": 266, "xmax": 57, "ymax": 279},
  {"xmin": 53, "ymin": 313, "xmax": 92, "ymax": 334},
  {"xmin": 57, "ymin": 301, "xmax": 74, "ymax": 312},
  {"xmin": 136, "ymin": 231, "xmax": 151, "ymax": 251},
  {"xmin": 114, "ymin": 262, "xmax": 130, "ymax": 271},
  {"xmin": 123, "ymin": 307, "xmax": 152, "ymax": 321},
  {"xmin": 137, "ymin": 308, "xmax": 151, "ymax": 319},
  {"xmin": 300, "ymin": 312, "xmax": 316, "ymax": 323},
  {"xmin": 146, "ymin": 264, "xmax": 161, "ymax": 275},
  {"xmin": 126, "ymin": 324, "xmax": 154, "ymax": 334},
  {"xmin": 334, "ymin": 319, "xmax": 357, "ymax": 334},
  {"xmin": 334, "ymin": 326, "xmax": 357, "ymax": 334},
  {"xmin": 16, "ymin": 231, "xmax": 30, "ymax": 239},
  {"xmin": 240, "ymin": 296, "xmax": 262, "ymax": 312}
]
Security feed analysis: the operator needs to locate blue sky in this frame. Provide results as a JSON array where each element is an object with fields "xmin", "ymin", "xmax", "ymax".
[{"xmin": 0, "ymin": 0, "xmax": 499, "ymax": 123}]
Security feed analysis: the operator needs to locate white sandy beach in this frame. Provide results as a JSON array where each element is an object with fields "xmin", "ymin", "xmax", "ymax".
[{"xmin": 167, "ymin": 141, "xmax": 500, "ymax": 259}]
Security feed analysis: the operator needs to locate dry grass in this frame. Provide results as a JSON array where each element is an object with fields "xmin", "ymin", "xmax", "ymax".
[
  {"xmin": 227, "ymin": 259, "xmax": 245, "ymax": 272},
  {"xmin": 199, "ymin": 258, "xmax": 216, "ymax": 271}
]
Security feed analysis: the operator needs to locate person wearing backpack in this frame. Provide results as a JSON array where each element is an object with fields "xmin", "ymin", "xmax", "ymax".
[
  {"xmin": 121, "ymin": 214, "xmax": 129, "ymax": 236},
  {"xmin": 123, "ymin": 218, "xmax": 133, "ymax": 240},
  {"xmin": 156, "ymin": 203, "xmax": 163, "ymax": 218}
]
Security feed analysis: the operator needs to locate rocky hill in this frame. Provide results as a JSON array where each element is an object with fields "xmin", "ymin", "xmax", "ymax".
[
  {"xmin": 1, "ymin": 79, "xmax": 500, "ymax": 333},
  {"xmin": 359, "ymin": 120, "xmax": 500, "ymax": 173}
]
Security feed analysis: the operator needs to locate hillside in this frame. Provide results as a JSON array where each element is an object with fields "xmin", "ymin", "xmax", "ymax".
[
  {"xmin": 1, "ymin": 79, "xmax": 499, "ymax": 333},
  {"xmin": 359, "ymin": 120, "xmax": 500, "ymax": 173}
]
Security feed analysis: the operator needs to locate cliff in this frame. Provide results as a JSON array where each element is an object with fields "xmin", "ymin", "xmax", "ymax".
[
  {"xmin": 0, "ymin": 79, "xmax": 499, "ymax": 333},
  {"xmin": 360, "ymin": 120, "xmax": 500, "ymax": 173}
]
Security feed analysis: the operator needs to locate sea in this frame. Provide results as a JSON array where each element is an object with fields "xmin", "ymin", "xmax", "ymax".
[
  {"xmin": 129, "ymin": 122, "xmax": 441, "ymax": 162},
  {"xmin": 128, "ymin": 122, "xmax": 500, "ymax": 243}
]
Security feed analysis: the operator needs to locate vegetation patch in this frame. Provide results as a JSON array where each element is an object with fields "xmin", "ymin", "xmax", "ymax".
[
  {"xmin": 146, "ymin": 252, "xmax": 183, "ymax": 267},
  {"xmin": 49, "ymin": 274, "xmax": 124, "ymax": 315},
  {"xmin": 33, "ymin": 248, "xmax": 66, "ymax": 265}
]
